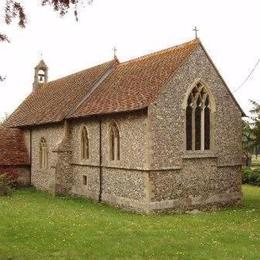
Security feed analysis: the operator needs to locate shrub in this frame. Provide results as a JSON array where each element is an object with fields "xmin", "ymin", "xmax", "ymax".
[
  {"xmin": 242, "ymin": 167, "xmax": 260, "ymax": 186},
  {"xmin": 242, "ymin": 167, "xmax": 252, "ymax": 184},
  {"xmin": 0, "ymin": 168, "xmax": 18, "ymax": 196}
]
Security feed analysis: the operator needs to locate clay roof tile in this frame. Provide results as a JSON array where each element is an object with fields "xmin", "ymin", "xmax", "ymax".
[
  {"xmin": 4, "ymin": 39, "xmax": 200, "ymax": 127},
  {"xmin": 69, "ymin": 39, "xmax": 200, "ymax": 118},
  {"xmin": 0, "ymin": 127, "xmax": 29, "ymax": 166}
]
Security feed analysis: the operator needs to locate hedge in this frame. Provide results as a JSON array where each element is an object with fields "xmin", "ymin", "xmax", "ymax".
[{"xmin": 242, "ymin": 167, "xmax": 260, "ymax": 186}]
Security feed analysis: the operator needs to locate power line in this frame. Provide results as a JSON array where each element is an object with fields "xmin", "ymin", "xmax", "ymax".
[{"xmin": 234, "ymin": 58, "xmax": 260, "ymax": 93}]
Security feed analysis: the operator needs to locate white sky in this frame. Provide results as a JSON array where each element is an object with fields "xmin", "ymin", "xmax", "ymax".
[{"xmin": 0, "ymin": 0, "xmax": 260, "ymax": 120}]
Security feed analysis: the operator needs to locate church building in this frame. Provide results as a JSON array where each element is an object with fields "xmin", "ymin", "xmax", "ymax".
[{"xmin": 2, "ymin": 39, "xmax": 244, "ymax": 213}]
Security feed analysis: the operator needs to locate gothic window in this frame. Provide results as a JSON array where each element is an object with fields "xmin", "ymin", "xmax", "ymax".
[
  {"xmin": 39, "ymin": 137, "xmax": 48, "ymax": 169},
  {"xmin": 81, "ymin": 127, "xmax": 89, "ymax": 160},
  {"xmin": 186, "ymin": 101, "xmax": 193, "ymax": 150},
  {"xmin": 204, "ymin": 96, "xmax": 211, "ymax": 150},
  {"xmin": 186, "ymin": 82, "xmax": 211, "ymax": 151},
  {"xmin": 109, "ymin": 122, "xmax": 120, "ymax": 161},
  {"xmin": 195, "ymin": 102, "xmax": 202, "ymax": 150}
]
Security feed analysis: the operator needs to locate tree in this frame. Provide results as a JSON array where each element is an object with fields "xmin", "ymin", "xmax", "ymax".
[
  {"xmin": 250, "ymin": 100, "xmax": 260, "ymax": 158},
  {"xmin": 242, "ymin": 120, "xmax": 255, "ymax": 166},
  {"xmin": 0, "ymin": 0, "xmax": 93, "ymax": 80},
  {"xmin": 1, "ymin": 0, "xmax": 93, "ymax": 41}
]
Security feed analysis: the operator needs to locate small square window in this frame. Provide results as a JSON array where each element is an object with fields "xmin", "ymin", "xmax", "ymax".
[{"xmin": 83, "ymin": 175, "xmax": 87, "ymax": 186}]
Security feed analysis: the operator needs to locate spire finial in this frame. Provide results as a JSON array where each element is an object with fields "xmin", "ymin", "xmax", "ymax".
[{"xmin": 193, "ymin": 26, "xmax": 199, "ymax": 39}]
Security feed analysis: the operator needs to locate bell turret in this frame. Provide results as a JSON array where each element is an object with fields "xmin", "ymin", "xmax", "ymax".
[{"xmin": 33, "ymin": 59, "xmax": 48, "ymax": 91}]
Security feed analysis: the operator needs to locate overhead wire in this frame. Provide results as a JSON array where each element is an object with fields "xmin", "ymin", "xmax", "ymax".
[{"xmin": 233, "ymin": 58, "xmax": 260, "ymax": 93}]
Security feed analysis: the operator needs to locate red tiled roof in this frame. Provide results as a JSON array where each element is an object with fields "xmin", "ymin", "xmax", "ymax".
[
  {"xmin": 68, "ymin": 39, "xmax": 200, "ymax": 118},
  {"xmin": 0, "ymin": 127, "xmax": 29, "ymax": 166},
  {"xmin": 4, "ymin": 39, "xmax": 201, "ymax": 127},
  {"xmin": 4, "ymin": 60, "xmax": 116, "ymax": 127}
]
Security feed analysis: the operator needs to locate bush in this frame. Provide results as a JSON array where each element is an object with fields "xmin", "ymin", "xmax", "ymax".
[
  {"xmin": 242, "ymin": 167, "xmax": 260, "ymax": 186},
  {"xmin": 0, "ymin": 168, "xmax": 18, "ymax": 196}
]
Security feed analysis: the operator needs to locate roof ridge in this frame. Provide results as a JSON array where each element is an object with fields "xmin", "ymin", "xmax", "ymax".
[
  {"xmin": 4, "ymin": 38, "xmax": 202, "ymax": 127},
  {"xmin": 65, "ymin": 63, "xmax": 116, "ymax": 119},
  {"xmin": 119, "ymin": 38, "xmax": 199, "ymax": 66},
  {"xmin": 46, "ymin": 59, "xmax": 115, "ymax": 86}
]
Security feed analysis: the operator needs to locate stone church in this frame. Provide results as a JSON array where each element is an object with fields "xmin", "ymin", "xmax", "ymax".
[{"xmin": 2, "ymin": 39, "xmax": 244, "ymax": 213}]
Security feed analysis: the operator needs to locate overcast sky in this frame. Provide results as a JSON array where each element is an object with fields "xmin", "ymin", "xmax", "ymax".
[{"xmin": 0, "ymin": 0, "xmax": 260, "ymax": 119}]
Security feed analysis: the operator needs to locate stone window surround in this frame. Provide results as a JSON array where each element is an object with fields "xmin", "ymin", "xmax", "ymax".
[
  {"xmin": 81, "ymin": 125, "xmax": 90, "ymax": 161},
  {"xmin": 109, "ymin": 121, "xmax": 120, "ymax": 161},
  {"xmin": 182, "ymin": 78, "xmax": 216, "ymax": 156},
  {"xmin": 76, "ymin": 120, "xmax": 121, "ymax": 165},
  {"xmin": 39, "ymin": 137, "xmax": 48, "ymax": 169}
]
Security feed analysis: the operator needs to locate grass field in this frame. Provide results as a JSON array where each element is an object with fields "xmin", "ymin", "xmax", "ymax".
[{"xmin": 0, "ymin": 186, "xmax": 259, "ymax": 259}]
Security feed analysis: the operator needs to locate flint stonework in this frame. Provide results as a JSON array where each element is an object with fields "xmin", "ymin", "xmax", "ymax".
[{"xmin": 3, "ymin": 40, "xmax": 243, "ymax": 213}]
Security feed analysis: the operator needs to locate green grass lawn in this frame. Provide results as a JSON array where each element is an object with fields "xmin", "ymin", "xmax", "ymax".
[{"xmin": 0, "ymin": 186, "xmax": 259, "ymax": 259}]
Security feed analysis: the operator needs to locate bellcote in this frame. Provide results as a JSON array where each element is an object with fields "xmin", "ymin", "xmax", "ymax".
[{"xmin": 33, "ymin": 59, "xmax": 48, "ymax": 91}]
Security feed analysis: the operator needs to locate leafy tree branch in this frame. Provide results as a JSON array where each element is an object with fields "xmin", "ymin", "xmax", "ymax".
[{"xmin": 1, "ymin": 0, "xmax": 93, "ymax": 80}]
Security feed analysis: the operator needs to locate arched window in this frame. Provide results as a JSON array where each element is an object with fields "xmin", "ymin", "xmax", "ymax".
[
  {"xmin": 186, "ymin": 82, "xmax": 211, "ymax": 151},
  {"xmin": 204, "ymin": 96, "xmax": 211, "ymax": 150},
  {"xmin": 38, "ymin": 69, "xmax": 46, "ymax": 83},
  {"xmin": 39, "ymin": 137, "xmax": 48, "ymax": 169},
  {"xmin": 109, "ymin": 122, "xmax": 120, "ymax": 161},
  {"xmin": 81, "ymin": 127, "xmax": 89, "ymax": 160}
]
